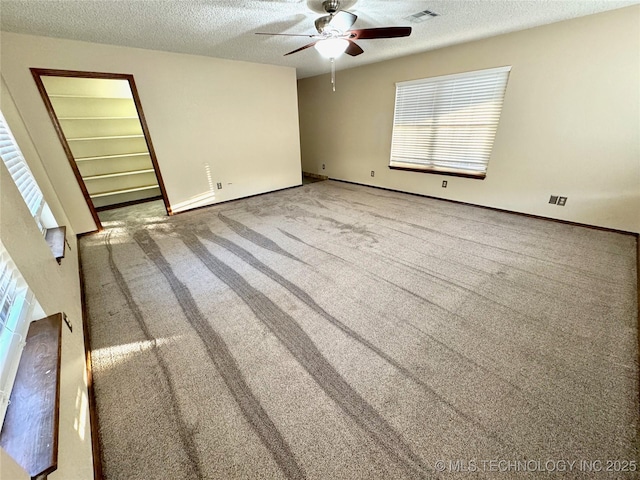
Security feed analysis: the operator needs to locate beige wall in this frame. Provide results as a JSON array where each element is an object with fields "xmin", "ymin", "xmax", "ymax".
[
  {"xmin": 1, "ymin": 81, "xmax": 93, "ymax": 479},
  {"xmin": 1, "ymin": 32, "xmax": 302, "ymax": 233},
  {"xmin": 298, "ymin": 6, "xmax": 640, "ymax": 233}
]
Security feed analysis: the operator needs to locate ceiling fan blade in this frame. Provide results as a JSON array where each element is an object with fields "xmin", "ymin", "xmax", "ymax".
[
  {"xmin": 255, "ymin": 32, "xmax": 317, "ymax": 38},
  {"xmin": 349, "ymin": 27, "xmax": 412, "ymax": 40},
  {"xmin": 345, "ymin": 41, "xmax": 364, "ymax": 57},
  {"xmin": 284, "ymin": 41, "xmax": 317, "ymax": 56},
  {"xmin": 328, "ymin": 10, "xmax": 357, "ymax": 32}
]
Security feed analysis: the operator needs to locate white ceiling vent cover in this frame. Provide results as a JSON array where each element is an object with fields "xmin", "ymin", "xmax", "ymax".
[{"xmin": 406, "ymin": 9, "xmax": 439, "ymax": 23}]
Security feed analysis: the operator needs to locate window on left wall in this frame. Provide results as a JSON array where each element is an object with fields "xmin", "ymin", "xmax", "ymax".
[
  {"xmin": 0, "ymin": 111, "xmax": 54, "ymax": 427},
  {"xmin": 0, "ymin": 111, "xmax": 56, "ymax": 233},
  {"xmin": 0, "ymin": 243, "xmax": 44, "ymax": 427}
]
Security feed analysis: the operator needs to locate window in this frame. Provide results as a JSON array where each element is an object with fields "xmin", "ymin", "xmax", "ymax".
[
  {"xmin": 0, "ymin": 113, "xmax": 50, "ymax": 427},
  {"xmin": 0, "ymin": 243, "xmax": 41, "ymax": 427},
  {"xmin": 0, "ymin": 111, "xmax": 55, "ymax": 232},
  {"xmin": 389, "ymin": 66, "xmax": 511, "ymax": 179}
]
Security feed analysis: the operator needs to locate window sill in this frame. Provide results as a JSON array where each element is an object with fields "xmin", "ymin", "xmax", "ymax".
[
  {"xmin": 389, "ymin": 165, "xmax": 486, "ymax": 180},
  {"xmin": 0, "ymin": 313, "xmax": 62, "ymax": 479},
  {"xmin": 45, "ymin": 227, "xmax": 66, "ymax": 265}
]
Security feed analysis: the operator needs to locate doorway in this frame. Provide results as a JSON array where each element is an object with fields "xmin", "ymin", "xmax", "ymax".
[{"xmin": 31, "ymin": 69, "xmax": 171, "ymax": 230}]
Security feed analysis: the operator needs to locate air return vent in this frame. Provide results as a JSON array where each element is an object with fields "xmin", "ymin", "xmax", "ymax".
[{"xmin": 405, "ymin": 9, "xmax": 439, "ymax": 23}]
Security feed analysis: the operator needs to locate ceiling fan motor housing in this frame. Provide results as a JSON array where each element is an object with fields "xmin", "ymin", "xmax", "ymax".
[{"xmin": 322, "ymin": 0, "xmax": 340, "ymax": 14}]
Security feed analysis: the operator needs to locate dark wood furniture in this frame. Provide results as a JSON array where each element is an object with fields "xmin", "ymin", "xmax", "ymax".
[{"xmin": 0, "ymin": 313, "xmax": 63, "ymax": 479}]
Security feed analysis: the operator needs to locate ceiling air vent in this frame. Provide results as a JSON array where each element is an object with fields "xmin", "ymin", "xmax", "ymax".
[{"xmin": 405, "ymin": 9, "xmax": 439, "ymax": 23}]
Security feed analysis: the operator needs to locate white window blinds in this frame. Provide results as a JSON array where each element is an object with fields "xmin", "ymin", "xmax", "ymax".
[
  {"xmin": 390, "ymin": 66, "xmax": 511, "ymax": 179},
  {"xmin": 0, "ymin": 112, "xmax": 46, "ymax": 231},
  {"xmin": 0, "ymin": 244, "xmax": 35, "ymax": 427}
]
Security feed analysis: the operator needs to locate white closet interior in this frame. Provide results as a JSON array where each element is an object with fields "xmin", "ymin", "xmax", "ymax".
[{"xmin": 41, "ymin": 76, "xmax": 161, "ymax": 209}]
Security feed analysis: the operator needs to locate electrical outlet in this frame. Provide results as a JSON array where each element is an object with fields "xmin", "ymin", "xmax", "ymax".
[
  {"xmin": 322, "ymin": 163, "xmax": 325, "ymax": 170},
  {"xmin": 442, "ymin": 180, "xmax": 447, "ymax": 188},
  {"xmin": 371, "ymin": 170, "xmax": 375, "ymax": 177},
  {"xmin": 557, "ymin": 196, "xmax": 567, "ymax": 206},
  {"xmin": 217, "ymin": 183, "xmax": 222, "ymax": 189},
  {"xmin": 549, "ymin": 195, "xmax": 558, "ymax": 204}
]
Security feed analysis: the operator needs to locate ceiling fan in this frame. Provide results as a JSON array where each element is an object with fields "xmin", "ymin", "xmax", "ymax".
[{"xmin": 256, "ymin": 0, "xmax": 412, "ymax": 59}]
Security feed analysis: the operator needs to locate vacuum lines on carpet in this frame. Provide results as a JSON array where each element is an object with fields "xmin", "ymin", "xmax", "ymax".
[{"xmin": 81, "ymin": 181, "xmax": 638, "ymax": 479}]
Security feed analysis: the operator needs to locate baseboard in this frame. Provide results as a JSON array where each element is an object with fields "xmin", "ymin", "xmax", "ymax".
[
  {"xmin": 328, "ymin": 178, "xmax": 638, "ymax": 237},
  {"xmin": 172, "ymin": 184, "xmax": 303, "ymax": 216},
  {"xmin": 636, "ymin": 236, "xmax": 639, "ymax": 420},
  {"xmin": 77, "ymin": 247, "xmax": 104, "ymax": 480},
  {"xmin": 302, "ymin": 171, "xmax": 329, "ymax": 180},
  {"xmin": 94, "ymin": 195, "xmax": 163, "ymax": 212}
]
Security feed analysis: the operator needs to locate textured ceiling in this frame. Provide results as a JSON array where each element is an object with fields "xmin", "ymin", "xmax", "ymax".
[{"xmin": 1, "ymin": 0, "xmax": 637, "ymax": 78}]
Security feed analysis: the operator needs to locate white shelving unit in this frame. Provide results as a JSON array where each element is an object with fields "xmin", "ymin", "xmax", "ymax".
[{"xmin": 41, "ymin": 77, "xmax": 162, "ymax": 209}]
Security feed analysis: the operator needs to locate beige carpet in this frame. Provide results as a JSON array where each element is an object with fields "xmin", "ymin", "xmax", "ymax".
[{"xmin": 80, "ymin": 180, "xmax": 638, "ymax": 479}]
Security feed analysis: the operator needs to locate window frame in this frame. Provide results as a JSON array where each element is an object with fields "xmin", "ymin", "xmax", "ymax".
[
  {"xmin": 389, "ymin": 66, "xmax": 512, "ymax": 180},
  {"xmin": 0, "ymin": 111, "xmax": 56, "ymax": 233}
]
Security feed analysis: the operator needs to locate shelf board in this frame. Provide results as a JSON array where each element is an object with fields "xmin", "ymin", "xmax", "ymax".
[
  {"xmin": 90, "ymin": 184, "xmax": 160, "ymax": 198},
  {"xmin": 58, "ymin": 116, "xmax": 139, "ymax": 120},
  {"xmin": 48, "ymin": 94, "xmax": 134, "ymax": 100},
  {"xmin": 67, "ymin": 134, "xmax": 144, "ymax": 141},
  {"xmin": 75, "ymin": 152, "xmax": 150, "ymax": 162},
  {"xmin": 84, "ymin": 169, "xmax": 155, "ymax": 181}
]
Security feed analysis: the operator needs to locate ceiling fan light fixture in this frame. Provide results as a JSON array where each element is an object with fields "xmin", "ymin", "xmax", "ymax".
[{"xmin": 314, "ymin": 38, "xmax": 349, "ymax": 58}]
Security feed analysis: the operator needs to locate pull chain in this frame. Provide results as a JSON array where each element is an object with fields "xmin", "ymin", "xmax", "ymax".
[{"xmin": 331, "ymin": 57, "xmax": 336, "ymax": 92}]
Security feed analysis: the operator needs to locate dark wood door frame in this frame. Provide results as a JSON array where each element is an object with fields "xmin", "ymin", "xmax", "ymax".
[{"xmin": 30, "ymin": 68, "xmax": 172, "ymax": 231}]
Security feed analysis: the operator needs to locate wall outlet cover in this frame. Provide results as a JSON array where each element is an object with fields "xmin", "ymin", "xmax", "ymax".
[
  {"xmin": 371, "ymin": 171, "xmax": 375, "ymax": 177},
  {"xmin": 442, "ymin": 180, "xmax": 448, "ymax": 188},
  {"xmin": 549, "ymin": 195, "xmax": 559, "ymax": 204},
  {"xmin": 217, "ymin": 183, "xmax": 222, "ymax": 189},
  {"xmin": 558, "ymin": 196, "xmax": 567, "ymax": 206}
]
